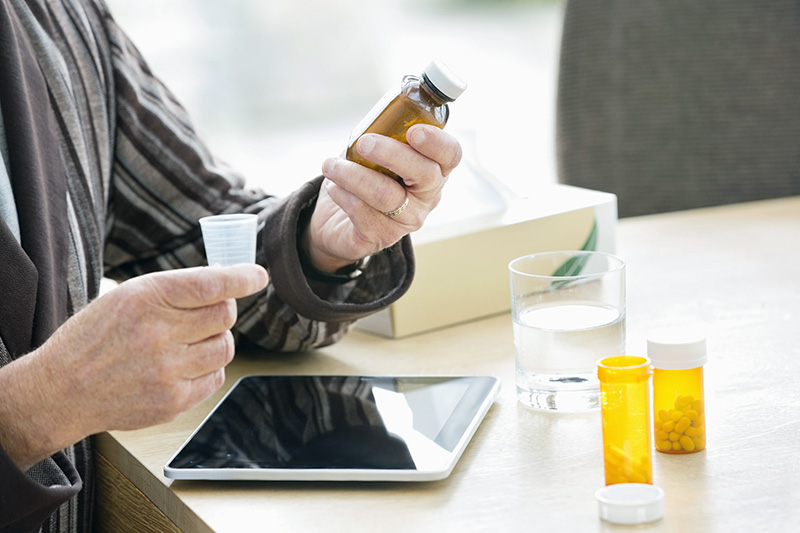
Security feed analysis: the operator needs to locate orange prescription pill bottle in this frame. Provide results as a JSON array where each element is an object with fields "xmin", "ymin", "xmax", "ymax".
[
  {"xmin": 648, "ymin": 329, "xmax": 707, "ymax": 454},
  {"xmin": 345, "ymin": 60, "xmax": 466, "ymax": 182},
  {"xmin": 597, "ymin": 356, "xmax": 653, "ymax": 485}
]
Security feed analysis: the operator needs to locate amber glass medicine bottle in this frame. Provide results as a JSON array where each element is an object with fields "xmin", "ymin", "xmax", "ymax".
[
  {"xmin": 597, "ymin": 356, "xmax": 653, "ymax": 485},
  {"xmin": 346, "ymin": 60, "xmax": 467, "ymax": 181},
  {"xmin": 648, "ymin": 329, "xmax": 707, "ymax": 454}
]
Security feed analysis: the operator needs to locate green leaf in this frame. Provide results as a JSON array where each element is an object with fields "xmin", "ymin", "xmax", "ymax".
[{"xmin": 549, "ymin": 219, "xmax": 598, "ymax": 287}]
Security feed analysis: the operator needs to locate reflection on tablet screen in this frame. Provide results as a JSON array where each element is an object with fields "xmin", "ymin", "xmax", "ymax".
[{"xmin": 166, "ymin": 375, "xmax": 498, "ymax": 478}]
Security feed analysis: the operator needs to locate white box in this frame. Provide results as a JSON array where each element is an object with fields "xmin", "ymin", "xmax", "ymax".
[{"xmin": 355, "ymin": 164, "xmax": 617, "ymax": 338}]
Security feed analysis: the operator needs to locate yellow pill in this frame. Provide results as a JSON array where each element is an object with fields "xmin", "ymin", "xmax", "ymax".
[
  {"xmin": 669, "ymin": 409, "xmax": 683, "ymax": 422},
  {"xmin": 662, "ymin": 421, "xmax": 675, "ymax": 432},
  {"xmin": 685, "ymin": 426, "xmax": 702, "ymax": 438},
  {"xmin": 669, "ymin": 431, "xmax": 681, "ymax": 442},
  {"xmin": 692, "ymin": 437, "xmax": 705, "ymax": 449},
  {"xmin": 685, "ymin": 410, "xmax": 698, "ymax": 421},
  {"xmin": 675, "ymin": 417, "xmax": 691, "ymax": 434},
  {"xmin": 607, "ymin": 445, "xmax": 627, "ymax": 461},
  {"xmin": 655, "ymin": 419, "xmax": 663, "ymax": 430},
  {"xmin": 655, "ymin": 429, "xmax": 669, "ymax": 441},
  {"xmin": 679, "ymin": 435, "xmax": 696, "ymax": 451},
  {"xmin": 656, "ymin": 439, "xmax": 672, "ymax": 451},
  {"xmin": 627, "ymin": 470, "xmax": 647, "ymax": 484},
  {"xmin": 693, "ymin": 399, "xmax": 704, "ymax": 413},
  {"xmin": 658, "ymin": 409, "xmax": 670, "ymax": 423},
  {"xmin": 672, "ymin": 441, "xmax": 682, "ymax": 451},
  {"xmin": 675, "ymin": 395, "xmax": 694, "ymax": 409}
]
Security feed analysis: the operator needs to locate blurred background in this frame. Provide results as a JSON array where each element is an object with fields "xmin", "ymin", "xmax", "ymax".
[{"xmin": 105, "ymin": 0, "xmax": 563, "ymax": 197}]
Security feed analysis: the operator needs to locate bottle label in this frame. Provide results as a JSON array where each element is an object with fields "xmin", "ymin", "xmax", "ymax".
[{"xmin": 348, "ymin": 86, "xmax": 401, "ymax": 146}]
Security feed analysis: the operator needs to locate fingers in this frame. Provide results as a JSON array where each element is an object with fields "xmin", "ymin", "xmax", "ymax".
[
  {"xmin": 146, "ymin": 264, "xmax": 269, "ymax": 310},
  {"xmin": 174, "ymin": 298, "xmax": 239, "ymax": 345},
  {"xmin": 322, "ymin": 125, "xmax": 460, "ymax": 218},
  {"xmin": 162, "ymin": 330, "xmax": 233, "ymax": 416},
  {"xmin": 185, "ymin": 368, "xmax": 227, "ymax": 410},
  {"xmin": 406, "ymin": 124, "xmax": 463, "ymax": 178},
  {"xmin": 308, "ymin": 126, "xmax": 463, "ymax": 273},
  {"xmin": 354, "ymin": 131, "xmax": 442, "ymax": 191},
  {"xmin": 117, "ymin": 264, "xmax": 267, "ymax": 347},
  {"xmin": 182, "ymin": 330, "xmax": 235, "ymax": 380},
  {"xmin": 323, "ymin": 178, "xmax": 414, "ymax": 244},
  {"xmin": 323, "ymin": 158, "xmax": 411, "ymax": 218},
  {"xmin": 353, "ymin": 124, "xmax": 462, "ymax": 189},
  {"xmin": 179, "ymin": 337, "xmax": 231, "ymax": 414}
]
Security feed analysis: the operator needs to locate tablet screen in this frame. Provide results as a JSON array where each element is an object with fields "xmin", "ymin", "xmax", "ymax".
[{"xmin": 164, "ymin": 375, "xmax": 499, "ymax": 481}]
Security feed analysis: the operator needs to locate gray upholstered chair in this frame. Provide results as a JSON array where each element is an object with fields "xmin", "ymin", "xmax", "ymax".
[{"xmin": 556, "ymin": 0, "xmax": 800, "ymax": 217}]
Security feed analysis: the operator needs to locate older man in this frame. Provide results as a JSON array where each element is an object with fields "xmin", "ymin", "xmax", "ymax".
[{"xmin": 0, "ymin": 0, "xmax": 462, "ymax": 530}]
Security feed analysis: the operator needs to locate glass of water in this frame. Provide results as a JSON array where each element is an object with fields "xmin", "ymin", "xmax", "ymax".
[{"xmin": 509, "ymin": 251, "xmax": 626, "ymax": 411}]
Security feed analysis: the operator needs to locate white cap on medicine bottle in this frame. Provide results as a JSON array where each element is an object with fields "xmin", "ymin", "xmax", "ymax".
[
  {"xmin": 596, "ymin": 483, "xmax": 665, "ymax": 525},
  {"xmin": 647, "ymin": 327, "xmax": 707, "ymax": 370},
  {"xmin": 423, "ymin": 60, "xmax": 467, "ymax": 102}
]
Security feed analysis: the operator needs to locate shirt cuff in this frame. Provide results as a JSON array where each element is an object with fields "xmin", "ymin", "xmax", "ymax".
[{"xmin": 261, "ymin": 176, "xmax": 415, "ymax": 323}]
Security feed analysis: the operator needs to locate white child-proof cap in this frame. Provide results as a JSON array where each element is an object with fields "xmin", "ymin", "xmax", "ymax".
[
  {"xmin": 596, "ymin": 483, "xmax": 665, "ymax": 525},
  {"xmin": 647, "ymin": 326, "xmax": 708, "ymax": 370},
  {"xmin": 424, "ymin": 59, "xmax": 467, "ymax": 101}
]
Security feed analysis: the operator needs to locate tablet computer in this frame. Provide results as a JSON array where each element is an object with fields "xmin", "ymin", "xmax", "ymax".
[{"xmin": 164, "ymin": 375, "xmax": 500, "ymax": 482}]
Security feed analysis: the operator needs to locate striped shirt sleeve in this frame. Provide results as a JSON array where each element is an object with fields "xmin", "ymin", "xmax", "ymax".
[{"xmin": 97, "ymin": 2, "xmax": 414, "ymax": 351}]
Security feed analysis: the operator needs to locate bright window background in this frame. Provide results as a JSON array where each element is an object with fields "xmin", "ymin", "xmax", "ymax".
[{"xmin": 105, "ymin": 0, "xmax": 563, "ymax": 197}]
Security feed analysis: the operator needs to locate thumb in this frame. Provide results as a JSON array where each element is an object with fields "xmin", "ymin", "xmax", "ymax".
[{"xmin": 143, "ymin": 264, "xmax": 269, "ymax": 310}]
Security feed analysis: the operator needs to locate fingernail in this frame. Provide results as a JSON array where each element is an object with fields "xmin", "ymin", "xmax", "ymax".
[
  {"xmin": 358, "ymin": 135, "xmax": 376, "ymax": 155},
  {"xmin": 409, "ymin": 127, "xmax": 426, "ymax": 144},
  {"xmin": 322, "ymin": 157, "xmax": 337, "ymax": 176}
]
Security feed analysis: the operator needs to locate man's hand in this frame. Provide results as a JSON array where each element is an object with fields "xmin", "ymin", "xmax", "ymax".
[
  {"xmin": 0, "ymin": 264, "xmax": 268, "ymax": 471},
  {"xmin": 305, "ymin": 124, "xmax": 463, "ymax": 273}
]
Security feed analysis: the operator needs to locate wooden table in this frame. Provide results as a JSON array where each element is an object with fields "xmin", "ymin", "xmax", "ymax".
[{"xmin": 94, "ymin": 196, "xmax": 800, "ymax": 532}]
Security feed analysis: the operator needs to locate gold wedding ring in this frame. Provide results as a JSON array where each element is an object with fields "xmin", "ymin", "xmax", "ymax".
[{"xmin": 383, "ymin": 192, "xmax": 409, "ymax": 217}]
